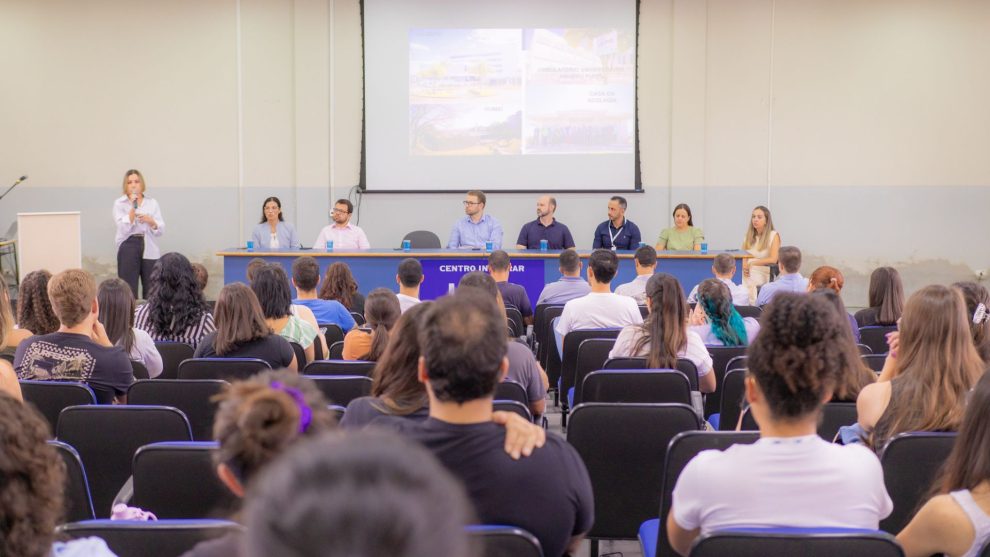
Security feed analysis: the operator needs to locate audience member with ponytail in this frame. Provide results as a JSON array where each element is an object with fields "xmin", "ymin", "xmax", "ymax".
[
  {"xmin": 953, "ymin": 281, "xmax": 990, "ymax": 364},
  {"xmin": 609, "ymin": 272, "xmax": 715, "ymax": 393},
  {"xmin": 667, "ymin": 293, "xmax": 892, "ymax": 556},
  {"xmin": 342, "ymin": 288, "xmax": 401, "ymax": 361},
  {"xmin": 689, "ymin": 278, "xmax": 759, "ymax": 346},
  {"xmin": 807, "ymin": 265, "xmax": 861, "ymax": 341},
  {"xmin": 855, "ymin": 266, "xmax": 904, "ymax": 328}
]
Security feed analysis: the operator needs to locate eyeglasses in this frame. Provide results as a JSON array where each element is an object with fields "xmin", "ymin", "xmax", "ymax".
[
  {"xmin": 331, "ymin": 208, "xmax": 351, "ymax": 215},
  {"xmin": 462, "ymin": 201, "xmax": 481, "ymax": 206}
]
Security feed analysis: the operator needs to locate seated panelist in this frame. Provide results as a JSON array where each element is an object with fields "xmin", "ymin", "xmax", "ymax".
[
  {"xmin": 251, "ymin": 196, "xmax": 299, "ymax": 249},
  {"xmin": 592, "ymin": 196, "xmax": 641, "ymax": 250},
  {"xmin": 515, "ymin": 195, "xmax": 575, "ymax": 250},
  {"xmin": 313, "ymin": 199, "xmax": 370, "ymax": 249},
  {"xmin": 448, "ymin": 190, "xmax": 502, "ymax": 249},
  {"xmin": 656, "ymin": 203, "xmax": 704, "ymax": 251}
]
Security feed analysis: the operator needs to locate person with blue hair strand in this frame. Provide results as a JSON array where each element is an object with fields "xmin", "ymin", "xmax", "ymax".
[{"xmin": 689, "ymin": 279, "xmax": 760, "ymax": 346}]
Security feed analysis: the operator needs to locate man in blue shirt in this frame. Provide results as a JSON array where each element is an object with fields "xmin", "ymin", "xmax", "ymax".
[
  {"xmin": 290, "ymin": 256, "xmax": 356, "ymax": 331},
  {"xmin": 515, "ymin": 195, "xmax": 576, "ymax": 250},
  {"xmin": 537, "ymin": 249, "xmax": 591, "ymax": 305},
  {"xmin": 592, "ymin": 196, "xmax": 641, "ymax": 250},
  {"xmin": 447, "ymin": 190, "xmax": 503, "ymax": 249},
  {"xmin": 756, "ymin": 246, "xmax": 809, "ymax": 307}
]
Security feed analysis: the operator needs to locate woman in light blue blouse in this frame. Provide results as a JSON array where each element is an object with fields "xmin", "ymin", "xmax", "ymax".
[{"xmin": 251, "ymin": 197, "xmax": 299, "ymax": 250}]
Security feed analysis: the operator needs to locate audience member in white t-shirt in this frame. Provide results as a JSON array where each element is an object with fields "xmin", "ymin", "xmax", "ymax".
[
  {"xmin": 686, "ymin": 252, "xmax": 749, "ymax": 306},
  {"xmin": 668, "ymin": 293, "xmax": 893, "ymax": 556},
  {"xmin": 609, "ymin": 273, "xmax": 715, "ymax": 393},
  {"xmin": 614, "ymin": 245, "xmax": 657, "ymax": 305},
  {"xmin": 395, "ymin": 258, "xmax": 423, "ymax": 313},
  {"xmin": 688, "ymin": 279, "xmax": 760, "ymax": 346}
]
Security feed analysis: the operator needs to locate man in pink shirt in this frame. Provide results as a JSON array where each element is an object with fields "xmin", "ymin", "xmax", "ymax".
[{"xmin": 312, "ymin": 199, "xmax": 371, "ymax": 249}]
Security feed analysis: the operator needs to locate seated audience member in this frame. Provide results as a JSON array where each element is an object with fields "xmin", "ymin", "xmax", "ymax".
[
  {"xmin": 610, "ymin": 273, "xmax": 715, "ymax": 393},
  {"xmin": 855, "ymin": 266, "xmax": 904, "ymax": 328},
  {"xmin": 614, "ymin": 245, "xmax": 657, "ymax": 304},
  {"xmin": 190, "ymin": 262, "xmax": 209, "ymax": 294},
  {"xmin": 135, "ymin": 252, "xmax": 216, "ymax": 346},
  {"xmin": 689, "ymin": 279, "xmax": 759, "ymax": 346},
  {"xmin": 857, "ymin": 285, "xmax": 985, "ymax": 451},
  {"xmin": 953, "ymin": 281, "xmax": 990, "ymax": 364},
  {"xmin": 342, "ymin": 288, "xmax": 401, "ymax": 361},
  {"xmin": 395, "ymin": 258, "xmax": 423, "ymax": 313},
  {"xmin": 245, "ymin": 431, "xmax": 474, "ymax": 557},
  {"xmin": 292, "ymin": 257, "xmax": 355, "ymax": 336},
  {"xmin": 245, "ymin": 257, "xmax": 268, "ymax": 282},
  {"xmin": 807, "ymin": 265, "xmax": 860, "ymax": 342},
  {"xmin": 754, "ymin": 245, "xmax": 807, "ymax": 307},
  {"xmin": 0, "ymin": 393, "xmax": 116, "ymax": 557},
  {"xmin": 667, "ymin": 293, "xmax": 892, "ymax": 556},
  {"xmin": 17, "ymin": 269, "xmax": 59, "ymax": 336},
  {"xmin": 448, "ymin": 190, "xmax": 503, "ymax": 250},
  {"xmin": 0, "ymin": 279, "xmax": 32, "ymax": 359},
  {"xmin": 398, "ymin": 292, "xmax": 593, "ymax": 557},
  {"xmin": 687, "ymin": 253, "xmax": 749, "ymax": 306},
  {"xmin": 194, "ymin": 283, "xmax": 297, "ymax": 371},
  {"xmin": 897, "ymin": 371, "xmax": 990, "ymax": 557},
  {"xmin": 98, "ymin": 278, "xmax": 163, "ymax": 378},
  {"xmin": 252, "ymin": 265, "xmax": 320, "ymax": 364},
  {"xmin": 536, "ymin": 249, "xmax": 590, "ymax": 306},
  {"xmin": 319, "ymin": 261, "xmax": 366, "ymax": 315},
  {"xmin": 488, "ymin": 250, "xmax": 533, "ymax": 325},
  {"xmin": 181, "ymin": 371, "xmax": 336, "ymax": 557},
  {"xmin": 459, "ymin": 272, "xmax": 548, "ymax": 417},
  {"xmin": 14, "ymin": 269, "xmax": 133, "ymax": 403},
  {"xmin": 515, "ymin": 195, "xmax": 576, "ymax": 250},
  {"xmin": 0, "ymin": 285, "xmax": 22, "ymax": 400},
  {"xmin": 809, "ymin": 289, "xmax": 876, "ymax": 401}
]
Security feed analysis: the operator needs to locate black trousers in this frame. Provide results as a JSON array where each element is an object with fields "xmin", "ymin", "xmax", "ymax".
[{"xmin": 117, "ymin": 235, "xmax": 156, "ymax": 299}]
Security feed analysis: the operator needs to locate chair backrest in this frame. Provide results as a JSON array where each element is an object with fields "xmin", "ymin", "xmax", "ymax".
[
  {"xmin": 328, "ymin": 404, "xmax": 346, "ymax": 421},
  {"xmin": 819, "ymin": 402, "xmax": 858, "ymax": 442},
  {"xmin": 879, "ymin": 431, "xmax": 957, "ymax": 533},
  {"xmin": 856, "ymin": 343, "xmax": 873, "ymax": 355},
  {"xmin": 154, "ymin": 342, "xmax": 195, "ymax": 380},
  {"xmin": 734, "ymin": 305, "xmax": 762, "ymax": 319},
  {"xmin": 127, "ymin": 379, "xmax": 229, "ymax": 441},
  {"xmin": 582, "ymin": 370, "xmax": 691, "ymax": 405},
  {"xmin": 177, "ymin": 358, "xmax": 272, "ymax": 381},
  {"xmin": 131, "ymin": 360, "xmax": 150, "ymax": 380},
  {"xmin": 603, "ymin": 357, "xmax": 700, "ymax": 391},
  {"xmin": 350, "ymin": 311, "xmax": 366, "ymax": 326},
  {"xmin": 289, "ymin": 341, "xmax": 307, "ymax": 367},
  {"xmin": 656, "ymin": 431, "xmax": 761, "ymax": 557},
  {"xmin": 859, "ymin": 326, "xmax": 897, "ymax": 355},
  {"xmin": 19, "ymin": 380, "xmax": 97, "ymax": 434},
  {"xmin": 718, "ymin": 368, "xmax": 749, "ymax": 431},
  {"xmin": 320, "ymin": 323, "xmax": 346, "ymax": 346},
  {"xmin": 560, "ymin": 329, "xmax": 621, "ymax": 407},
  {"xmin": 467, "ymin": 525, "xmax": 543, "ymax": 557},
  {"xmin": 49, "ymin": 440, "xmax": 95, "ymax": 522},
  {"xmin": 306, "ymin": 375, "xmax": 373, "ymax": 407},
  {"xmin": 58, "ymin": 519, "xmax": 245, "ymax": 557},
  {"xmin": 494, "ymin": 381, "xmax": 529, "ymax": 405},
  {"xmin": 704, "ymin": 346, "xmax": 749, "ymax": 417},
  {"xmin": 304, "ymin": 360, "xmax": 376, "ymax": 377},
  {"xmin": 572, "ymin": 337, "xmax": 620, "ymax": 405},
  {"xmin": 724, "ymin": 355, "xmax": 748, "ymax": 374},
  {"xmin": 505, "ymin": 306, "xmax": 525, "ymax": 338},
  {"xmin": 536, "ymin": 304, "xmax": 565, "ymax": 379},
  {"xmin": 131, "ymin": 442, "xmax": 237, "ymax": 519},
  {"xmin": 56, "ymin": 405, "xmax": 193, "ymax": 517},
  {"xmin": 862, "ymin": 354, "xmax": 886, "ymax": 373},
  {"xmin": 567, "ymin": 403, "xmax": 700, "ymax": 540},
  {"xmin": 328, "ymin": 340, "xmax": 345, "ymax": 359},
  {"xmin": 493, "ymin": 400, "xmax": 533, "ymax": 422},
  {"xmin": 402, "ymin": 229, "xmax": 442, "ymax": 249},
  {"xmin": 690, "ymin": 528, "xmax": 904, "ymax": 557}
]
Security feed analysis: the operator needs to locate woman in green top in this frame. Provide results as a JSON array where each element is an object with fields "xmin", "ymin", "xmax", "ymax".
[{"xmin": 656, "ymin": 203, "xmax": 704, "ymax": 251}]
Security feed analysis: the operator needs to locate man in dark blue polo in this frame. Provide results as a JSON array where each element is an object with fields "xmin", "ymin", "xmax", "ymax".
[
  {"xmin": 592, "ymin": 195, "xmax": 642, "ymax": 250},
  {"xmin": 515, "ymin": 195, "xmax": 575, "ymax": 250}
]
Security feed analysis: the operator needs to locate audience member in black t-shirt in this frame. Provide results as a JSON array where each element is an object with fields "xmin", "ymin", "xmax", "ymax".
[
  {"xmin": 392, "ymin": 290, "xmax": 593, "ymax": 557},
  {"xmin": 488, "ymin": 250, "xmax": 533, "ymax": 325},
  {"xmin": 14, "ymin": 269, "xmax": 133, "ymax": 403},
  {"xmin": 193, "ymin": 283, "xmax": 296, "ymax": 370}
]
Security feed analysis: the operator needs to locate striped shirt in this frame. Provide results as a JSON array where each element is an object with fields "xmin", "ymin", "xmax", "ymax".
[
  {"xmin": 134, "ymin": 304, "xmax": 216, "ymax": 347},
  {"xmin": 277, "ymin": 314, "xmax": 317, "ymax": 349}
]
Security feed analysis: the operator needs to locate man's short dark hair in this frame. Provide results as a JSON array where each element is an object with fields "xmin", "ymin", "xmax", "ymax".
[
  {"xmin": 334, "ymin": 199, "xmax": 353, "ymax": 213},
  {"xmin": 397, "ymin": 258, "xmax": 423, "ymax": 287},
  {"xmin": 559, "ymin": 250, "xmax": 581, "ymax": 275},
  {"xmin": 487, "ymin": 250, "xmax": 510, "ymax": 272},
  {"xmin": 466, "ymin": 190, "xmax": 486, "ymax": 206},
  {"xmin": 634, "ymin": 245, "xmax": 657, "ymax": 267},
  {"xmin": 292, "ymin": 256, "xmax": 320, "ymax": 291},
  {"xmin": 713, "ymin": 253, "xmax": 735, "ymax": 276},
  {"xmin": 588, "ymin": 249, "xmax": 619, "ymax": 284},
  {"xmin": 778, "ymin": 246, "xmax": 802, "ymax": 274},
  {"xmin": 458, "ymin": 272, "xmax": 498, "ymax": 299},
  {"xmin": 419, "ymin": 291, "xmax": 507, "ymax": 404},
  {"xmin": 610, "ymin": 196, "xmax": 627, "ymax": 210}
]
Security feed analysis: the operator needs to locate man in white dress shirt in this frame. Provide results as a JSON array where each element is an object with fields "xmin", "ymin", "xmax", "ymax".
[{"xmin": 313, "ymin": 199, "xmax": 370, "ymax": 249}]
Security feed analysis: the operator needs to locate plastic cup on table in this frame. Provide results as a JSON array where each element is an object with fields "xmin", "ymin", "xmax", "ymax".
[
  {"xmin": 700, "ymin": 242, "xmax": 708, "ymax": 254},
  {"xmin": 485, "ymin": 241, "xmax": 493, "ymax": 252},
  {"xmin": 326, "ymin": 240, "xmax": 334, "ymax": 251},
  {"xmin": 539, "ymin": 239, "xmax": 548, "ymax": 251},
  {"xmin": 246, "ymin": 241, "xmax": 254, "ymax": 252},
  {"xmin": 402, "ymin": 239, "xmax": 411, "ymax": 252}
]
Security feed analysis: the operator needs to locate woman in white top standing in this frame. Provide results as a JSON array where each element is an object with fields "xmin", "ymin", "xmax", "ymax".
[
  {"xmin": 251, "ymin": 197, "xmax": 299, "ymax": 250},
  {"xmin": 741, "ymin": 205, "xmax": 780, "ymax": 305},
  {"xmin": 98, "ymin": 278, "xmax": 163, "ymax": 378},
  {"xmin": 113, "ymin": 169, "xmax": 164, "ymax": 299}
]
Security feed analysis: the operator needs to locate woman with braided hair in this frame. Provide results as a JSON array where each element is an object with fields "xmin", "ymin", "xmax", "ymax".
[{"xmin": 689, "ymin": 278, "xmax": 759, "ymax": 346}]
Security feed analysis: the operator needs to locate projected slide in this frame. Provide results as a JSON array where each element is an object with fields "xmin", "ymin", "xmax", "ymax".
[{"xmin": 409, "ymin": 28, "xmax": 634, "ymax": 157}]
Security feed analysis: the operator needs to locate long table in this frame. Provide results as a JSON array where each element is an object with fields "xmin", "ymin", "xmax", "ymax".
[{"xmin": 218, "ymin": 249, "xmax": 750, "ymax": 304}]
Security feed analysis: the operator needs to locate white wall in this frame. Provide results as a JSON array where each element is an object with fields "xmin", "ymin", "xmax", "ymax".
[{"xmin": 1, "ymin": 0, "xmax": 987, "ymax": 303}]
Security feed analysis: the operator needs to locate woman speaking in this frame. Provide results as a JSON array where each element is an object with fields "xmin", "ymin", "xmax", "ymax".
[
  {"xmin": 113, "ymin": 169, "xmax": 164, "ymax": 299},
  {"xmin": 251, "ymin": 196, "xmax": 299, "ymax": 249}
]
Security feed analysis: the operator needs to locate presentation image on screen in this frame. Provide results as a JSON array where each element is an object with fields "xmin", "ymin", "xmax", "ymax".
[{"xmin": 365, "ymin": 0, "xmax": 638, "ymax": 192}]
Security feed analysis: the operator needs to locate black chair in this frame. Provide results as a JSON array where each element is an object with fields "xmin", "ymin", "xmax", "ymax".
[
  {"xmin": 979, "ymin": 537, "xmax": 990, "ymax": 557},
  {"xmin": 154, "ymin": 342, "xmax": 195, "ymax": 380},
  {"xmin": 582, "ymin": 370, "xmax": 691, "ymax": 405},
  {"xmin": 859, "ymin": 325, "xmax": 896, "ymax": 355},
  {"xmin": 320, "ymin": 323, "xmax": 346, "ymax": 346},
  {"xmin": 717, "ymin": 368, "xmax": 752, "ymax": 431},
  {"xmin": 505, "ymin": 306, "xmax": 525, "ymax": 338},
  {"xmin": 306, "ymin": 375, "xmax": 373, "ymax": 407},
  {"xmin": 637, "ymin": 430, "xmax": 761, "ymax": 557},
  {"xmin": 819, "ymin": 402, "xmax": 857, "ymax": 442},
  {"xmin": 560, "ymin": 329, "xmax": 621, "ymax": 414},
  {"xmin": 638, "ymin": 305, "xmax": 649, "ymax": 318},
  {"xmin": 304, "ymin": 360, "xmax": 376, "ymax": 377},
  {"xmin": 689, "ymin": 528, "xmax": 904, "ymax": 557},
  {"xmin": 863, "ymin": 354, "xmax": 886, "ymax": 372},
  {"xmin": 724, "ymin": 355, "xmax": 747, "ymax": 374},
  {"xmin": 570, "ymin": 337, "xmax": 619, "ymax": 406},
  {"xmin": 494, "ymin": 381, "xmax": 529, "ymax": 405},
  {"xmin": 177, "ymin": 358, "xmax": 271, "ymax": 381},
  {"xmin": 733, "ymin": 305, "xmax": 762, "ymax": 319},
  {"xmin": 20, "ymin": 380, "xmax": 97, "ymax": 434},
  {"xmin": 856, "ymin": 343, "xmax": 873, "ymax": 355},
  {"xmin": 131, "ymin": 442, "xmax": 237, "ymax": 519},
  {"xmin": 880, "ymin": 431, "xmax": 957, "ymax": 533},
  {"xmin": 534, "ymin": 304, "xmax": 564, "ymax": 369},
  {"xmin": 326, "ymin": 340, "xmax": 344, "ymax": 359},
  {"xmin": 328, "ymin": 404, "xmax": 346, "ymax": 421},
  {"xmin": 350, "ymin": 311, "xmax": 366, "ymax": 326},
  {"xmin": 567, "ymin": 403, "xmax": 700, "ymax": 552},
  {"xmin": 603, "ymin": 357, "xmax": 700, "ymax": 391},
  {"xmin": 537, "ymin": 305, "xmax": 566, "ymax": 393},
  {"xmin": 289, "ymin": 341, "xmax": 307, "ymax": 367},
  {"xmin": 402, "ymin": 230, "xmax": 441, "ymax": 249},
  {"xmin": 127, "ymin": 380, "xmax": 228, "ymax": 441},
  {"xmin": 493, "ymin": 400, "xmax": 533, "ymax": 422},
  {"xmin": 704, "ymin": 346, "xmax": 748, "ymax": 417},
  {"xmin": 58, "ymin": 519, "xmax": 245, "ymax": 557},
  {"xmin": 49, "ymin": 440, "xmax": 95, "ymax": 522},
  {"xmin": 131, "ymin": 360, "xmax": 150, "ymax": 380},
  {"xmin": 56, "ymin": 405, "xmax": 193, "ymax": 517},
  {"xmin": 467, "ymin": 525, "xmax": 543, "ymax": 557}
]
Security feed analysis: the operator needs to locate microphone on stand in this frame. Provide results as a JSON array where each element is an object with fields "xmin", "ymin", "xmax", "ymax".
[{"xmin": 0, "ymin": 176, "xmax": 27, "ymax": 202}]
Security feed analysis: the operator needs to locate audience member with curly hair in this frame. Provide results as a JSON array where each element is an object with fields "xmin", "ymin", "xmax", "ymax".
[
  {"xmin": 134, "ymin": 252, "xmax": 215, "ymax": 346},
  {"xmin": 667, "ymin": 293, "xmax": 892, "ymax": 556},
  {"xmin": 808, "ymin": 289, "xmax": 876, "ymax": 401},
  {"xmin": 17, "ymin": 269, "xmax": 59, "ymax": 336},
  {"xmin": 689, "ymin": 278, "xmax": 759, "ymax": 346},
  {"xmin": 953, "ymin": 281, "xmax": 990, "ymax": 364},
  {"xmin": 319, "ymin": 261, "xmax": 365, "ymax": 315}
]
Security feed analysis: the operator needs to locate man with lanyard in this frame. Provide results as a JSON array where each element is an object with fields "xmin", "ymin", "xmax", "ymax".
[{"xmin": 592, "ymin": 196, "xmax": 641, "ymax": 250}]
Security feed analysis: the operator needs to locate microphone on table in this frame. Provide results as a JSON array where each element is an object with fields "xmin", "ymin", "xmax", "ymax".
[{"xmin": 0, "ymin": 175, "xmax": 27, "ymax": 202}]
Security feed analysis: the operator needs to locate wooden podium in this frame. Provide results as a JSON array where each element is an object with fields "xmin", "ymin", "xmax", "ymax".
[{"xmin": 17, "ymin": 212, "xmax": 82, "ymax": 281}]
